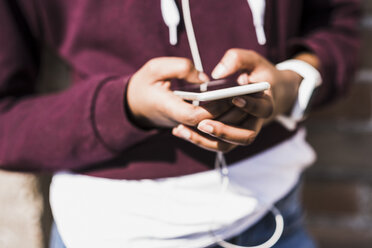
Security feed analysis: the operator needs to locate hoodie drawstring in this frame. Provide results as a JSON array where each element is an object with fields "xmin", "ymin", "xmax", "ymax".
[
  {"xmin": 161, "ymin": 0, "xmax": 266, "ymax": 46},
  {"xmin": 247, "ymin": 0, "xmax": 266, "ymax": 45},
  {"xmin": 161, "ymin": 0, "xmax": 180, "ymax": 46}
]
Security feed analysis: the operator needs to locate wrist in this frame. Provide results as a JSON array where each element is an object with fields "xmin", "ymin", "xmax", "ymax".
[
  {"xmin": 125, "ymin": 75, "xmax": 155, "ymax": 130},
  {"xmin": 275, "ymin": 59, "xmax": 322, "ymax": 130},
  {"xmin": 277, "ymin": 69, "xmax": 302, "ymax": 115}
]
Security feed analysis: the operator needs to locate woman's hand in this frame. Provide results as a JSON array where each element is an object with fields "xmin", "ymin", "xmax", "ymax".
[
  {"xmin": 173, "ymin": 49, "xmax": 303, "ymax": 152},
  {"xmin": 126, "ymin": 57, "xmax": 231, "ymax": 129}
]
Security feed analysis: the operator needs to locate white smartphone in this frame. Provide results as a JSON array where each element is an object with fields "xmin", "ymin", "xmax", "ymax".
[{"xmin": 173, "ymin": 82, "xmax": 270, "ymax": 101}]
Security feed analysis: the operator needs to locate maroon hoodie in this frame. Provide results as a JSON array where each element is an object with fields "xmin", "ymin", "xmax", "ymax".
[{"xmin": 0, "ymin": 0, "xmax": 360, "ymax": 179}]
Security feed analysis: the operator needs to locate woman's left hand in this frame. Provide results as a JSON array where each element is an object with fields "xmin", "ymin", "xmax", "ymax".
[{"xmin": 173, "ymin": 48, "xmax": 303, "ymax": 152}]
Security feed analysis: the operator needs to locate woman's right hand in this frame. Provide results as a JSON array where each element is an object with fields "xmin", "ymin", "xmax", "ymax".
[{"xmin": 126, "ymin": 57, "xmax": 231, "ymax": 129}]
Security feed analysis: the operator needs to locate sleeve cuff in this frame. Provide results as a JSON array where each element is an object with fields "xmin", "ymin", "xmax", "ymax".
[
  {"xmin": 275, "ymin": 59, "xmax": 322, "ymax": 130},
  {"xmin": 92, "ymin": 76, "xmax": 157, "ymax": 152}
]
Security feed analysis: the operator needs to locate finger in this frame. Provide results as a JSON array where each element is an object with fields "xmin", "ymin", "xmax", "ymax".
[
  {"xmin": 142, "ymin": 57, "xmax": 209, "ymax": 83},
  {"xmin": 199, "ymin": 100, "xmax": 233, "ymax": 119},
  {"xmin": 214, "ymin": 106, "xmax": 247, "ymax": 125},
  {"xmin": 197, "ymin": 118, "xmax": 263, "ymax": 146},
  {"xmin": 232, "ymin": 92, "xmax": 274, "ymax": 118},
  {"xmin": 172, "ymin": 125, "xmax": 236, "ymax": 153},
  {"xmin": 163, "ymin": 92, "xmax": 232, "ymax": 127},
  {"xmin": 211, "ymin": 49, "xmax": 260, "ymax": 79},
  {"xmin": 237, "ymin": 72, "xmax": 271, "ymax": 86},
  {"xmin": 237, "ymin": 72, "xmax": 250, "ymax": 85}
]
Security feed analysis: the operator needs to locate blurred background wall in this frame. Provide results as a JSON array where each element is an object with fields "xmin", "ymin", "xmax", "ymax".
[
  {"xmin": 0, "ymin": 1, "xmax": 371, "ymax": 247},
  {"xmin": 302, "ymin": 1, "xmax": 372, "ymax": 247}
]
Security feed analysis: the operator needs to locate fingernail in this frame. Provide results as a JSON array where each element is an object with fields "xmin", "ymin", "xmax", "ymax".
[
  {"xmin": 198, "ymin": 72, "xmax": 209, "ymax": 82},
  {"xmin": 237, "ymin": 73, "xmax": 249, "ymax": 85},
  {"xmin": 232, "ymin": 97, "xmax": 246, "ymax": 108},
  {"xmin": 198, "ymin": 123, "xmax": 214, "ymax": 134},
  {"xmin": 177, "ymin": 126, "xmax": 191, "ymax": 139},
  {"xmin": 211, "ymin": 63, "xmax": 227, "ymax": 79}
]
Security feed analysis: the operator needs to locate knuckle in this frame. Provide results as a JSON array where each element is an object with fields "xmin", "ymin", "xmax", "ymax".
[
  {"xmin": 242, "ymin": 133, "xmax": 257, "ymax": 145},
  {"xmin": 226, "ymin": 48, "xmax": 241, "ymax": 61},
  {"xmin": 145, "ymin": 59, "xmax": 158, "ymax": 74},
  {"xmin": 177, "ymin": 59, "xmax": 194, "ymax": 75},
  {"xmin": 189, "ymin": 107, "xmax": 210, "ymax": 125},
  {"xmin": 246, "ymin": 49, "xmax": 257, "ymax": 57},
  {"xmin": 209, "ymin": 122, "xmax": 224, "ymax": 136},
  {"xmin": 192, "ymin": 137, "xmax": 202, "ymax": 146},
  {"xmin": 246, "ymin": 50, "xmax": 261, "ymax": 64},
  {"xmin": 246, "ymin": 50, "xmax": 259, "ymax": 59},
  {"xmin": 183, "ymin": 112, "xmax": 200, "ymax": 126},
  {"xmin": 177, "ymin": 106, "xmax": 204, "ymax": 126},
  {"xmin": 186, "ymin": 116, "xmax": 199, "ymax": 126}
]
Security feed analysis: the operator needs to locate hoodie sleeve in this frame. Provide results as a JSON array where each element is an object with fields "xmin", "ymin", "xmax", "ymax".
[
  {"xmin": 289, "ymin": 0, "xmax": 361, "ymax": 107},
  {"xmin": 0, "ymin": 1, "xmax": 156, "ymax": 172}
]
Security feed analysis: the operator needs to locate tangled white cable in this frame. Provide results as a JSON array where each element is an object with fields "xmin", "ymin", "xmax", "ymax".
[
  {"xmin": 210, "ymin": 152, "xmax": 284, "ymax": 248},
  {"xmin": 211, "ymin": 206, "xmax": 284, "ymax": 248}
]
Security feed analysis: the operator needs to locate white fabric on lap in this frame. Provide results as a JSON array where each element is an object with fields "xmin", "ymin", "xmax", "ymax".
[{"xmin": 50, "ymin": 129, "xmax": 315, "ymax": 248}]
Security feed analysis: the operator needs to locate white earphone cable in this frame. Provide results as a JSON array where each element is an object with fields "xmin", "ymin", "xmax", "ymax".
[
  {"xmin": 181, "ymin": 0, "xmax": 203, "ymax": 73},
  {"xmin": 181, "ymin": 1, "xmax": 283, "ymax": 247}
]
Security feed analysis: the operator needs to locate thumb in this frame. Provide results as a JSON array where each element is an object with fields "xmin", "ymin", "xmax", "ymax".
[
  {"xmin": 142, "ymin": 57, "xmax": 209, "ymax": 84},
  {"xmin": 211, "ymin": 49, "xmax": 260, "ymax": 79}
]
